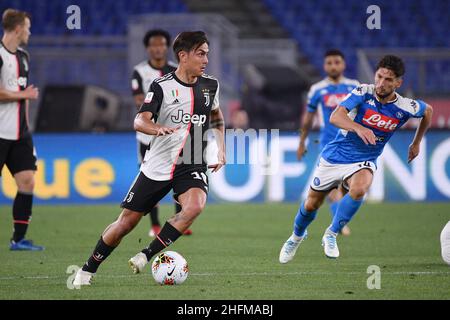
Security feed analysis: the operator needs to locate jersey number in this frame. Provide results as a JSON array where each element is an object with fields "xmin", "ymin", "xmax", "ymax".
[
  {"xmin": 363, "ymin": 161, "xmax": 372, "ymax": 168},
  {"xmin": 191, "ymin": 172, "xmax": 208, "ymax": 185}
]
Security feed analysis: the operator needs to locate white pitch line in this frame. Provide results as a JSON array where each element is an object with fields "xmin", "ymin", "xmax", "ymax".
[
  {"xmin": 0, "ymin": 275, "xmax": 59, "ymax": 280},
  {"xmin": 0, "ymin": 271, "xmax": 449, "ymax": 281}
]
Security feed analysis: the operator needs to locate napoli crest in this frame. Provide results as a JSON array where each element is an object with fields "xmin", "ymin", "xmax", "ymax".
[{"xmin": 313, "ymin": 177, "xmax": 320, "ymax": 186}]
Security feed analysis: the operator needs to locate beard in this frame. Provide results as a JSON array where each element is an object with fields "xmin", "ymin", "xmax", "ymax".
[
  {"xmin": 328, "ymin": 72, "xmax": 341, "ymax": 80},
  {"xmin": 376, "ymin": 89, "xmax": 394, "ymax": 99}
]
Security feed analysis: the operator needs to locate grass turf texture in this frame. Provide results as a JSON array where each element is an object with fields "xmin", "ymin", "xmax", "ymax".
[{"xmin": 0, "ymin": 203, "xmax": 449, "ymax": 300}]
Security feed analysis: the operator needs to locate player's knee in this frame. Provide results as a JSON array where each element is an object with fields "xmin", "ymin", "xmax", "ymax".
[
  {"xmin": 304, "ymin": 201, "xmax": 317, "ymax": 212},
  {"xmin": 304, "ymin": 197, "xmax": 322, "ymax": 212},
  {"xmin": 16, "ymin": 175, "xmax": 35, "ymax": 192},
  {"xmin": 182, "ymin": 202, "xmax": 205, "ymax": 218},
  {"xmin": 349, "ymin": 185, "xmax": 368, "ymax": 200}
]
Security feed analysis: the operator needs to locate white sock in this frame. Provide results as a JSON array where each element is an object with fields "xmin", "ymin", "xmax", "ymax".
[
  {"xmin": 291, "ymin": 233, "xmax": 304, "ymax": 242},
  {"xmin": 325, "ymin": 227, "xmax": 338, "ymax": 237}
]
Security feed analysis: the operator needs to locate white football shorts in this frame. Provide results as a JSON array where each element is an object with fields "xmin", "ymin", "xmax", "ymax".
[{"xmin": 310, "ymin": 157, "xmax": 376, "ymax": 192}]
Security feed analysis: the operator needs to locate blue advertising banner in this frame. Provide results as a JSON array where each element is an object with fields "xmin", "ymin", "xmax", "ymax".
[{"xmin": 0, "ymin": 131, "xmax": 449, "ymax": 204}]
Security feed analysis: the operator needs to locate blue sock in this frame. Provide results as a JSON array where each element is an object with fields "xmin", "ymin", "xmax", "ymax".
[
  {"xmin": 330, "ymin": 194, "xmax": 363, "ymax": 233},
  {"xmin": 293, "ymin": 202, "xmax": 317, "ymax": 237},
  {"xmin": 329, "ymin": 201, "xmax": 339, "ymax": 218}
]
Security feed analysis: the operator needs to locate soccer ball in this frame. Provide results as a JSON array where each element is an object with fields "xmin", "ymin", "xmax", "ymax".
[{"xmin": 151, "ymin": 251, "xmax": 189, "ymax": 285}]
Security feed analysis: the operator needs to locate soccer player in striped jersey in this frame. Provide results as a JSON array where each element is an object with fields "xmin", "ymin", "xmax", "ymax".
[
  {"xmin": 0, "ymin": 9, "xmax": 43, "ymax": 251},
  {"xmin": 297, "ymin": 49, "xmax": 359, "ymax": 237},
  {"xmin": 131, "ymin": 29, "xmax": 192, "ymax": 237},
  {"xmin": 74, "ymin": 31, "xmax": 225, "ymax": 285}
]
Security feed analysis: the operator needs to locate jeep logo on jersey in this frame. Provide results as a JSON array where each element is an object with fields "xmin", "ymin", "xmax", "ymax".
[
  {"xmin": 362, "ymin": 109, "xmax": 399, "ymax": 132},
  {"xmin": 171, "ymin": 110, "xmax": 207, "ymax": 126},
  {"xmin": 324, "ymin": 93, "xmax": 348, "ymax": 108}
]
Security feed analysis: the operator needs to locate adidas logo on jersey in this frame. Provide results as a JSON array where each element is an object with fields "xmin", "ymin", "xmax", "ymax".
[
  {"xmin": 171, "ymin": 110, "xmax": 207, "ymax": 126},
  {"xmin": 172, "ymin": 98, "xmax": 180, "ymax": 104}
]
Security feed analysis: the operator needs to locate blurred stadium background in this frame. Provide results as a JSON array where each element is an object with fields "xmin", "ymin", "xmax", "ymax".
[{"xmin": 0, "ymin": 0, "xmax": 449, "ymax": 206}]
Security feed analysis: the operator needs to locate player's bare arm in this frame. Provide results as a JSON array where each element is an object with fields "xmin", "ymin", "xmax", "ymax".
[
  {"xmin": 297, "ymin": 111, "xmax": 315, "ymax": 160},
  {"xmin": 134, "ymin": 111, "xmax": 179, "ymax": 136},
  {"xmin": 408, "ymin": 104, "xmax": 433, "ymax": 163},
  {"xmin": 330, "ymin": 106, "xmax": 376, "ymax": 145},
  {"xmin": 209, "ymin": 107, "xmax": 226, "ymax": 172},
  {"xmin": 0, "ymin": 85, "xmax": 39, "ymax": 102}
]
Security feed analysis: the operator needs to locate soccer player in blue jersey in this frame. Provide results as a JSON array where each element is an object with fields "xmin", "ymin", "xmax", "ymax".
[
  {"xmin": 280, "ymin": 55, "xmax": 433, "ymax": 262},
  {"xmin": 297, "ymin": 49, "xmax": 359, "ymax": 237}
]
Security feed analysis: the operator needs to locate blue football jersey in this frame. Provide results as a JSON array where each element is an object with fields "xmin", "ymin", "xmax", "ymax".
[
  {"xmin": 306, "ymin": 77, "xmax": 360, "ymax": 148},
  {"xmin": 321, "ymin": 84, "xmax": 427, "ymax": 164}
]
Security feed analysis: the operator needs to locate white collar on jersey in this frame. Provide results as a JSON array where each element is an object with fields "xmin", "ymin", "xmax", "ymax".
[{"xmin": 374, "ymin": 91, "xmax": 399, "ymax": 105}]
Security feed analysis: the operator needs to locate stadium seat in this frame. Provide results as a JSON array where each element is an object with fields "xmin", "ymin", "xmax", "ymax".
[
  {"xmin": 0, "ymin": 0, "xmax": 188, "ymax": 94},
  {"xmin": 0, "ymin": 0, "xmax": 187, "ymax": 35},
  {"xmin": 262, "ymin": 0, "xmax": 450, "ymax": 93}
]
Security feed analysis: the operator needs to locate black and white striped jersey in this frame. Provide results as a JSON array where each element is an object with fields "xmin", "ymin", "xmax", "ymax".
[
  {"xmin": 131, "ymin": 60, "xmax": 177, "ymax": 145},
  {"xmin": 138, "ymin": 72, "xmax": 220, "ymax": 181},
  {"xmin": 0, "ymin": 42, "xmax": 30, "ymax": 141}
]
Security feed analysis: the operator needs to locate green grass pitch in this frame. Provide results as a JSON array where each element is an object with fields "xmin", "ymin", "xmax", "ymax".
[{"xmin": 0, "ymin": 202, "xmax": 449, "ymax": 300}]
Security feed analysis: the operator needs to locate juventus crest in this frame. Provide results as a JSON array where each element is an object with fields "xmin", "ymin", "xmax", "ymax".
[{"xmin": 202, "ymin": 89, "xmax": 210, "ymax": 107}]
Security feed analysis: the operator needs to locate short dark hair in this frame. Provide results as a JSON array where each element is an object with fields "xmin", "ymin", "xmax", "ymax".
[
  {"xmin": 143, "ymin": 29, "xmax": 171, "ymax": 47},
  {"xmin": 172, "ymin": 31, "xmax": 209, "ymax": 62},
  {"xmin": 324, "ymin": 49, "xmax": 345, "ymax": 59},
  {"xmin": 376, "ymin": 55, "xmax": 405, "ymax": 78},
  {"xmin": 2, "ymin": 8, "xmax": 31, "ymax": 32}
]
